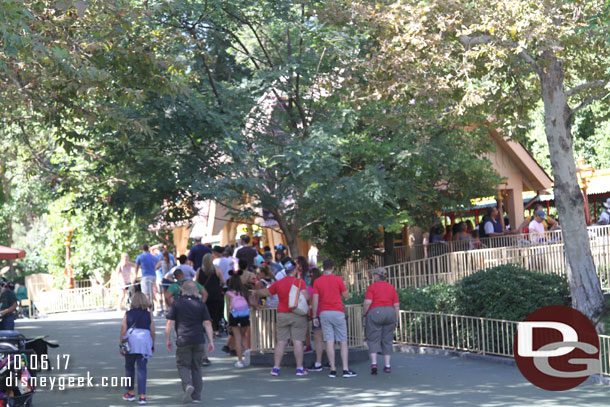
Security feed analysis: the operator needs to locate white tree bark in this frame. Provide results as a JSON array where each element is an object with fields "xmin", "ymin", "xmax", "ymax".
[{"xmin": 539, "ymin": 55, "xmax": 604, "ymax": 322}]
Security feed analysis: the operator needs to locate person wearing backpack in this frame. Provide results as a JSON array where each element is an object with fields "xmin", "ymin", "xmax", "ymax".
[
  {"xmin": 252, "ymin": 261, "xmax": 310, "ymax": 376},
  {"xmin": 225, "ymin": 272, "xmax": 254, "ymax": 368}
]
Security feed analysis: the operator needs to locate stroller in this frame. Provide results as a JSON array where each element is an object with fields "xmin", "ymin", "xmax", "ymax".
[
  {"xmin": 0, "ymin": 331, "xmax": 35, "ymax": 407},
  {"xmin": 124, "ymin": 280, "xmax": 142, "ymax": 310}
]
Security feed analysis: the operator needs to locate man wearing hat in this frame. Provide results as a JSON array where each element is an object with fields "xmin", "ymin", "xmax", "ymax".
[
  {"xmin": 596, "ymin": 198, "xmax": 610, "ymax": 225},
  {"xmin": 528, "ymin": 209, "xmax": 547, "ymax": 244}
]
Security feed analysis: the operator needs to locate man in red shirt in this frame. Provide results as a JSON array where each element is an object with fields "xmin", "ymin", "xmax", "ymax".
[
  {"xmin": 252, "ymin": 259, "xmax": 310, "ymax": 376},
  {"xmin": 312, "ymin": 259, "xmax": 357, "ymax": 378}
]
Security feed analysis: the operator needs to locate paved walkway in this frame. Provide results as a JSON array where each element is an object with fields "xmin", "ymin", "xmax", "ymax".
[{"xmin": 13, "ymin": 311, "xmax": 610, "ymax": 406}]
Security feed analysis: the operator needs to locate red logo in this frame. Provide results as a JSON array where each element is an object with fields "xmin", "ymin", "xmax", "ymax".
[{"xmin": 514, "ymin": 305, "xmax": 600, "ymax": 391}]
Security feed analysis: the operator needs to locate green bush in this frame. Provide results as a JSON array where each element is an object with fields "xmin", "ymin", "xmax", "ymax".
[
  {"xmin": 347, "ymin": 264, "xmax": 570, "ymax": 322},
  {"xmin": 346, "ymin": 283, "xmax": 457, "ymax": 313},
  {"xmin": 454, "ymin": 264, "xmax": 570, "ymax": 321}
]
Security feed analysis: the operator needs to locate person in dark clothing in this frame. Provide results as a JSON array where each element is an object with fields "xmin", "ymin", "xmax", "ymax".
[
  {"xmin": 234, "ymin": 234, "xmax": 258, "ymax": 271},
  {"xmin": 188, "ymin": 237, "xmax": 212, "ymax": 272},
  {"xmin": 195, "ymin": 253, "xmax": 226, "ymax": 336},
  {"xmin": 165, "ymin": 281, "xmax": 214, "ymax": 404},
  {"xmin": 0, "ymin": 281, "xmax": 18, "ymax": 330}
]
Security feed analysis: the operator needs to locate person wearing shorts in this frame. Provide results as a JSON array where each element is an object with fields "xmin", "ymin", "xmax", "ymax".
[
  {"xmin": 253, "ymin": 263, "xmax": 309, "ymax": 376},
  {"xmin": 312, "ymin": 259, "xmax": 357, "ymax": 378},
  {"xmin": 135, "ymin": 244, "xmax": 158, "ymax": 306}
]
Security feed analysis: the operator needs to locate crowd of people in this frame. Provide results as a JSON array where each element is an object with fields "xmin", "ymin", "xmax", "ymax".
[
  {"xmin": 116, "ymin": 235, "xmax": 400, "ymax": 404},
  {"xmin": 427, "ymin": 203, "xmax": 562, "ymax": 250}
]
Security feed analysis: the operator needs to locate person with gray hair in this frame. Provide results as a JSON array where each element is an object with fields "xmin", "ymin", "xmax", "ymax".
[
  {"xmin": 363, "ymin": 267, "xmax": 399, "ymax": 375},
  {"xmin": 165, "ymin": 280, "xmax": 214, "ymax": 404}
]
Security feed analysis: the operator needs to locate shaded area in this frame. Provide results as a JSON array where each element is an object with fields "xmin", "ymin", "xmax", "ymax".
[{"xmin": 13, "ymin": 311, "xmax": 609, "ymax": 406}]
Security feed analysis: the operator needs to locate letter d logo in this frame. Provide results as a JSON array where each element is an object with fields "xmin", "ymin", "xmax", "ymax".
[{"xmin": 517, "ymin": 322, "xmax": 577, "ymax": 357}]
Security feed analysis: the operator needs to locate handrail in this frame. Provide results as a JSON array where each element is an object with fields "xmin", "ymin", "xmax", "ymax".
[
  {"xmin": 343, "ymin": 233, "xmax": 610, "ymax": 292},
  {"xmin": 397, "ymin": 310, "xmax": 610, "ymax": 377}
]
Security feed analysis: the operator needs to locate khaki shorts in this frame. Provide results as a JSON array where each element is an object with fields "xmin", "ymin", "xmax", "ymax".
[{"xmin": 277, "ymin": 312, "xmax": 307, "ymax": 343}]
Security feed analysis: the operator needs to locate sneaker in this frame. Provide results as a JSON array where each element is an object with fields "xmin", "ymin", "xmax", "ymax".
[
  {"xmin": 235, "ymin": 361, "xmax": 245, "ymax": 368},
  {"xmin": 323, "ymin": 362, "xmax": 331, "ymax": 369},
  {"xmin": 270, "ymin": 367, "xmax": 280, "ymax": 376},
  {"xmin": 138, "ymin": 396, "xmax": 147, "ymax": 405},
  {"xmin": 308, "ymin": 363, "xmax": 323, "ymax": 372},
  {"xmin": 296, "ymin": 368, "xmax": 309, "ymax": 376},
  {"xmin": 122, "ymin": 391, "xmax": 135, "ymax": 401},
  {"xmin": 183, "ymin": 385, "xmax": 194, "ymax": 404},
  {"xmin": 221, "ymin": 345, "xmax": 230, "ymax": 353},
  {"xmin": 328, "ymin": 370, "xmax": 337, "ymax": 378},
  {"xmin": 384, "ymin": 366, "xmax": 391, "ymax": 373},
  {"xmin": 202, "ymin": 358, "xmax": 211, "ymax": 366},
  {"xmin": 371, "ymin": 365, "xmax": 378, "ymax": 375},
  {"xmin": 243, "ymin": 349, "xmax": 251, "ymax": 367},
  {"xmin": 343, "ymin": 369, "xmax": 357, "ymax": 378},
  {"xmin": 192, "ymin": 400, "xmax": 201, "ymax": 404},
  {"xmin": 303, "ymin": 345, "xmax": 313, "ymax": 353}
]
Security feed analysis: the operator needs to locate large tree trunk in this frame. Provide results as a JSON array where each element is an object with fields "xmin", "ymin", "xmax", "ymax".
[
  {"xmin": 383, "ymin": 230, "xmax": 395, "ymax": 266},
  {"xmin": 539, "ymin": 55, "xmax": 604, "ymax": 322},
  {"xmin": 272, "ymin": 210, "xmax": 301, "ymax": 258}
]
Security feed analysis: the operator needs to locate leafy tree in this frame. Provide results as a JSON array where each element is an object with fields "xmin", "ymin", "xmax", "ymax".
[{"xmin": 342, "ymin": 0, "xmax": 609, "ymax": 321}]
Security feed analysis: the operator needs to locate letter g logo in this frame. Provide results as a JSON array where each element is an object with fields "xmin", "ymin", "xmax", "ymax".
[{"xmin": 513, "ymin": 306, "xmax": 600, "ymax": 391}]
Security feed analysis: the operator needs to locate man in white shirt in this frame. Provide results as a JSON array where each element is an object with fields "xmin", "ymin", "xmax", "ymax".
[
  {"xmin": 212, "ymin": 246, "xmax": 233, "ymax": 285},
  {"xmin": 528, "ymin": 210, "xmax": 547, "ymax": 244},
  {"xmin": 596, "ymin": 198, "xmax": 610, "ymax": 225},
  {"xmin": 169, "ymin": 255, "xmax": 197, "ymax": 280}
]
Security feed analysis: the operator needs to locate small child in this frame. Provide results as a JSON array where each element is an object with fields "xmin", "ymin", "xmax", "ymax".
[{"xmin": 225, "ymin": 272, "xmax": 253, "ymax": 368}]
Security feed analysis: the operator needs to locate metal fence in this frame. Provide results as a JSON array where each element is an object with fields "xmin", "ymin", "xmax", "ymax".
[
  {"xmin": 34, "ymin": 284, "xmax": 118, "ymax": 314},
  {"xmin": 346, "ymin": 235, "xmax": 610, "ymax": 292},
  {"xmin": 251, "ymin": 305, "xmax": 366, "ymax": 353},
  {"xmin": 397, "ymin": 310, "xmax": 610, "ymax": 377}
]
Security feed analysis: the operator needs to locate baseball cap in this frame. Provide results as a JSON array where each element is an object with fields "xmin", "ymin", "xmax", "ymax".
[
  {"xmin": 536, "ymin": 210, "xmax": 547, "ymax": 219},
  {"xmin": 284, "ymin": 261, "xmax": 296, "ymax": 271},
  {"xmin": 372, "ymin": 267, "xmax": 387, "ymax": 277}
]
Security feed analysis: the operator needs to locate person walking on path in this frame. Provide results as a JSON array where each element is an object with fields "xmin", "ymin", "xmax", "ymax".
[
  {"xmin": 252, "ymin": 263, "xmax": 310, "ymax": 376},
  {"xmin": 312, "ymin": 259, "xmax": 356, "ymax": 378},
  {"xmin": 120, "ymin": 292, "xmax": 155, "ymax": 405},
  {"xmin": 135, "ymin": 244, "xmax": 158, "ymax": 306},
  {"xmin": 225, "ymin": 272, "xmax": 254, "ymax": 368},
  {"xmin": 115, "ymin": 253, "xmax": 135, "ymax": 311},
  {"xmin": 165, "ymin": 281, "xmax": 214, "ymax": 404},
  {"xmin": 195, "ymin": 254, "xmax": 226, "ymax": 339},
  {"xmin": 188, "ymin": 237, "xmax": 212, "ymax": 272},
  {"xmin": 363, "ymin": 268, "xmax": 399, "ymax": 375},
  {"xmin": 233, "ymin": 235, "xmax": 258, "ymax": 271},
  {"xmin": 165, "ymin": 269, "xmax": 208, "ymax": 307}
]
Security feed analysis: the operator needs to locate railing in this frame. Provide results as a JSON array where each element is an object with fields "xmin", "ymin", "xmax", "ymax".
[
  {"xmin": 34, "ymin": 286, "xmax": 118, "ymax": 314},
  {"xmin": 251, "ymin": 304, "xmax": 366, "ymax": 353},
  {"xmin": 347, "ymin": 237, "xmax": 610, "ymax": 292},
  {"xmin": 411, "ymin": 225, "xmax": 610, "ymax": 260},
  {"xmin": 397, "ymin": 310, "xmax": 610, "ymax": 377}
]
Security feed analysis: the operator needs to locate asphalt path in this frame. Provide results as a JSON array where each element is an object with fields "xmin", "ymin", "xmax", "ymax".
[{"xmin": 11, "ymin": 311, "xmax": 610, "ymax": 407}]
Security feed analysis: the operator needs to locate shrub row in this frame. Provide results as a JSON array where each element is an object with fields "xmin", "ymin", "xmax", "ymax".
[{"xmin": 346, "ymin": 264, "xmax": 570, "ymax": 321}]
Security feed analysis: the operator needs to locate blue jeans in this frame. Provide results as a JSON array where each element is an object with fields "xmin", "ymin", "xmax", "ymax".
[
  {"xmin": 125, "ymin": 354, "xmax": 148, "ymax": 395},
  {"xmin": 0, "ymin": 314, "xmax": 15, "ymax": 330}
]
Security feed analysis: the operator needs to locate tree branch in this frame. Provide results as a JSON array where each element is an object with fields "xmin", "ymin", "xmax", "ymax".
[
  {"xmin": 566, "ymin": 80, "xmax": 608, "ymax": 97},
  {"xmin": 458, "ymin": 34, "xmax": 539, "ymax": 70},
  {"xmin": 571, "ymin": 91, "xmax": 610, "ymax": 116}
]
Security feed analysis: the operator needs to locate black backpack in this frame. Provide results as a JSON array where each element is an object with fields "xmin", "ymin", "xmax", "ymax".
[{"xmin": 478, "ymin": 215, "xmax": 491, "ymax": 239}]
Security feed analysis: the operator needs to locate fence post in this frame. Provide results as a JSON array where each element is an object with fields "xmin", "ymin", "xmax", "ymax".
[{"xmin": 481, "ymin": 318, "xmax": 486, "ymax": 355}]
